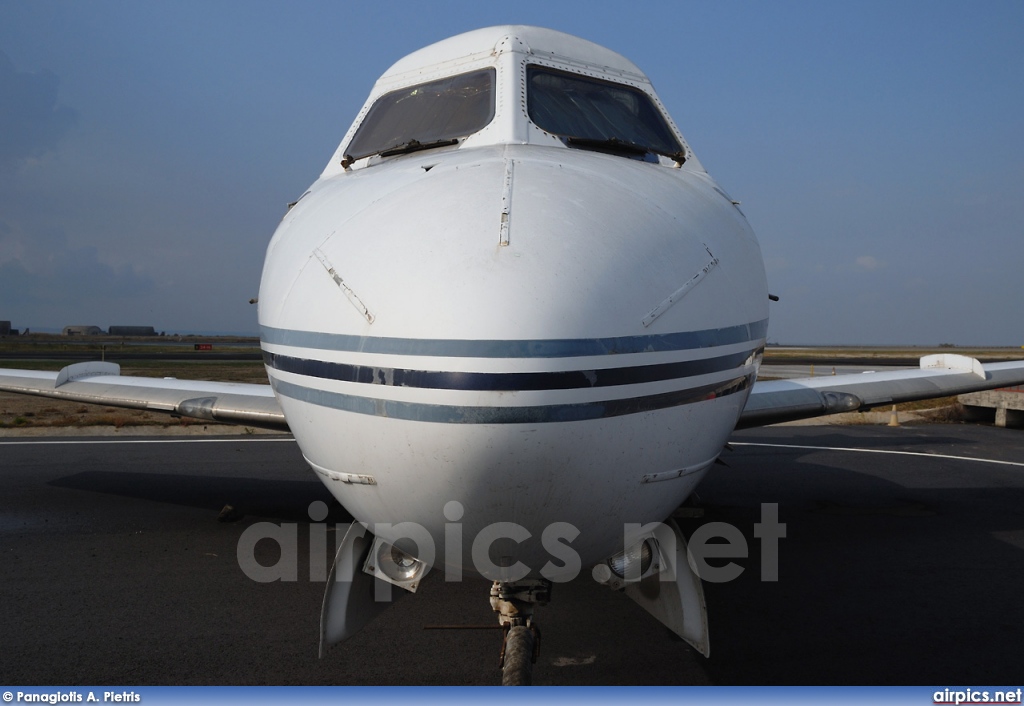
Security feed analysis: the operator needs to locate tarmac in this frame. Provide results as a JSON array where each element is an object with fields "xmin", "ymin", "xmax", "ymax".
[{"xmin": 1, "ymin": 423, "xmax": 1022, "ymax": 685}]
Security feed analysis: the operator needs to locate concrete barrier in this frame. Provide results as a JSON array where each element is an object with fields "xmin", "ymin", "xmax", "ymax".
[{"xmin": 959, "ymin": 387, "xmax": 1024, "ymax": 428}]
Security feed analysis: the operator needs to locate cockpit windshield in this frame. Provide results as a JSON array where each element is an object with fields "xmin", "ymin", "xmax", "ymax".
[
  {"xmin": 527, "ymin": 66, "xmax": 684, "ymax": 160},
  {"xmin": 345, "ymin": 68, "xmax": 496, "ymax": 162}
]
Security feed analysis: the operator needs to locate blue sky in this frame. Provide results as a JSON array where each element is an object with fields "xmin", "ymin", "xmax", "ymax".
[{"xmin": 1, "ymin": 0, "xmax": 1021, "ymax": 344}]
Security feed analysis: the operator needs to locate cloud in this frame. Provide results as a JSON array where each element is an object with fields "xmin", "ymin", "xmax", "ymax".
[
  {"xmin": 0, "ymin": 223, "xmax": 153, "ymax": 306},
  {"xmin": 854, "ymin": 255, "xmax": 884, "ymax": 271},
  {"xmin": 0, "ymin": 50, "xmax": 77, "ymax": 168}
]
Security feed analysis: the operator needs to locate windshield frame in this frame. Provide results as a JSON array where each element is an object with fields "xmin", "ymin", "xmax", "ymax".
[
  {"xmin": 344, "ymin": 68, "xmax": 497, "ymax": 163},
  {"xmin": 525, "ymin": 65, "xmax": 684, "ymax": 161}
]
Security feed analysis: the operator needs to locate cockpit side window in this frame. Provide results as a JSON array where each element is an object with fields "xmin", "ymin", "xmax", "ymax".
[
  {"xmin": 345, "ymin": 68, "xmax": 496, "ymax": 162},
  {"xmin": 527, "ymin": 66, "xmax": 683, "ymax": 159}
]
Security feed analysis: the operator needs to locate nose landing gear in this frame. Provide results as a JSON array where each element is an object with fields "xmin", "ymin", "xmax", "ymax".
[{"xmin": 490, "ymin": 579, "xmax": 550, "ymax": 685}]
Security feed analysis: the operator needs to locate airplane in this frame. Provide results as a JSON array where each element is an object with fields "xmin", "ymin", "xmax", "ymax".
[{"xmin": 3, "ymin": 25, "xmax": 1024, "ymax": 685}]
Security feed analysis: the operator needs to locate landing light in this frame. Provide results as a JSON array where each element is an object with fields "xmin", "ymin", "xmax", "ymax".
[
  {"xmin": 363, "ymin": 537, "xmax": 428, "ymax": 592},
  {"xmin": 607, "ymin": 538, "xmax": 657, "ymax": 581}
]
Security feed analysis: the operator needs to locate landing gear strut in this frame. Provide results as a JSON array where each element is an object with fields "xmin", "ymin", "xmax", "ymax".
[{"xmin": 490, "ymin": 578, "xmax": 550, "ymax": 685}]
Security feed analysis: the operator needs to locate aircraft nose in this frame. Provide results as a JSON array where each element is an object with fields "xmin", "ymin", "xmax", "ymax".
[
  {"xmin": 271, "ymin": 147, "xmax": 765, "ymax": 340},
  {"xmin": 260, "ymin": 147, "xmax": 768, "ymax": 576}
]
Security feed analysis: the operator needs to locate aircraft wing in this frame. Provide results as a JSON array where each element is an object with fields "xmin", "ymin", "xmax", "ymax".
[
  {"xmin": 0, "ymin": 361, "xmax": 287, "ymax": 431},
  {"xmin": 739, "ymin": 354, "xmax": 1024, "ymax": 428},
  {"xmin": 5, "ymin": 354, "xmax": 1022, "ymax": 433}
]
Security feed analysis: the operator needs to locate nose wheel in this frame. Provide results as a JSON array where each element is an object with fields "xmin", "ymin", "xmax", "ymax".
[{"xmin": 490, "ymin": 579, "xmax": 550, "ymax": 685}]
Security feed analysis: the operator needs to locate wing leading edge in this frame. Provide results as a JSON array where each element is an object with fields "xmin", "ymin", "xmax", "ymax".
[
  {"xmin": 0, "ymin": 361, "xmax": 287, "ymax": 431},
  {"xmin": 739, "ymin": 354, "xmax": 1024, "ymax": 428},
  {"xmin": 4, "ymin": 354, "xmax": 1023, "ymax": 433}
]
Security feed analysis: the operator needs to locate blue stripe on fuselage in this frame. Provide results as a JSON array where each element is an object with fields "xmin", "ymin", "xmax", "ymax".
[
  {"xmin": 263, "ymin": 346, "xmax": 760, "ymax": 391},
  {"xmin": 260, "ymin": 319, "xmax": 768, "ymax": 359},
  {"xmin": 271, "ymin": 373, "xmax": 754, "ymax": 424}
]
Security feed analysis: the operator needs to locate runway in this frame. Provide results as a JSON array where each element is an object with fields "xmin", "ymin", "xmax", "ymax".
[{"xmin": 1, "ymin": 424, "xmax": 1022, "ymax": 685}]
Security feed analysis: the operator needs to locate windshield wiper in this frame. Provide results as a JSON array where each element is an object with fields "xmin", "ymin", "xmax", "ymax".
[
  {"xmin": 379, "ymin": 138, "xmax": 459, "ymax": 158},
  {"xmin": 341, "ymin": 138, "xmax": 460, "ymax": 167},
  {"xmin": 566, "ymin": 137, "xmax": 686, "ymax": 165},
  {"xmin": 647, "ymin": 146, "xmax": 687, "ymax": 165},
  {"xmin": 566, "ymin": 136, "xmax": 648, "ymax": 157}
]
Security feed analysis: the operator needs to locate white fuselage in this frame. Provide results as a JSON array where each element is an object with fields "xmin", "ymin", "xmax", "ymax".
[{"xmin": 257, "ymin": 27, "xmax": 768, "ymax": 580}]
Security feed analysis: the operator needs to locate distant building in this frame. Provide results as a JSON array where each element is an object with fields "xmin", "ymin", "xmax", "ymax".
[
  {"xmin": 63, "ymin": 325, "xmax": 104, "ymax": 336},
  {"xmin": 108, "ymin": 325, "xmax": 156, "ymax": 336},
  {"xmin": 0, "ymin": 321, "xmax": 10, "ymax": 336}
]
